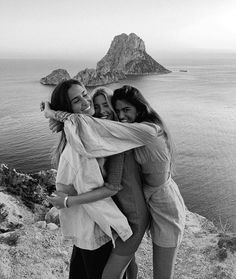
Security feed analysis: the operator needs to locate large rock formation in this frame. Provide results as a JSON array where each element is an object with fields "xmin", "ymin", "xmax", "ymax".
[
  {"xmin": 97, "ymin": 33, "xmax": 170, "ymax": 75},
  {"xmin": 40, "ymin": 69, "xmax": 71, "ymax": 86},
  {"xmin": 0, "ymin": 163, "xmax": 236, "ymax": 278},
  {"xmin": 40, "ymin": 33, "xmax": 170, "ymax": 86}
]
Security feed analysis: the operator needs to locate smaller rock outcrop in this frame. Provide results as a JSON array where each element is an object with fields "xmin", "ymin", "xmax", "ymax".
[{"xmin": 40, "ymin": 69, "xmax": 71, "ymax": 86}]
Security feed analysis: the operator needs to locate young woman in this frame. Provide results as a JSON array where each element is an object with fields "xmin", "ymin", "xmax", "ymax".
[
  {"xmin": 110, "ymin": 86, "xmax": 186, "ymax": 279},
  {"xmin": 46, "ymin": 86, "xmax": 150, "ymax": 279},
  {"xmin": 92, "ymin": 87, "xmax": 149, "ymax": 279},
  {"xmin": 42, "ymin": 80, "xmax": 133, "ymax": 279},
  {"xmin": 45, "ymin": 85, "xmax": 186, "ymax": 279}
]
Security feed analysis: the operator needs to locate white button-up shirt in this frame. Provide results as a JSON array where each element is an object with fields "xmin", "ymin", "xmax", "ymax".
[{"xmin": 56, "ymin": 120, "xmax": 132, "ymax": 250}]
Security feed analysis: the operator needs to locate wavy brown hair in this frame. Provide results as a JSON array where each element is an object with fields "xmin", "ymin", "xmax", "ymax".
[{"xmin": 111, "ymin": 85, "xmax": 175, "ymax": 171}]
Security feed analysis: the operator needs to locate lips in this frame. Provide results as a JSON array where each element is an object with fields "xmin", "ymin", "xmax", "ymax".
[{"xmin": 82, "ymin": 105, "xmax": 91, "ymax": 112}]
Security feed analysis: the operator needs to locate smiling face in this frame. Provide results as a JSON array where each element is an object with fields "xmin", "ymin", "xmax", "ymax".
[
  {"xmin": 67, "ymin": 84, "xmax": 94, "ymax": 115},
  {"xmin": 115, "ymin": 99, "xmax": 138, "ymax": 123},
  {"xmin": 93, "ymin": 94, "xmax": 113, "ymax": 120}
]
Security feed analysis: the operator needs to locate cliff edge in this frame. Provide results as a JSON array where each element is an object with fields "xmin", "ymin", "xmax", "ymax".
[{"xmin": 0, "ymin": 164, "xmax": 235, "ymax": 279}]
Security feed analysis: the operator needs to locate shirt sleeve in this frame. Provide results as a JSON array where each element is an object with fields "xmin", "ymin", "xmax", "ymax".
[{"xmin": 63, "ymin": 114, "xmax": 162, "ymax": 158}]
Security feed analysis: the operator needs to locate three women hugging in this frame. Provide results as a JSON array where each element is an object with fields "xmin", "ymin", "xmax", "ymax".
[{"xmin": 41, "ymin": 79, "xmax": 186, "ymax": 279}]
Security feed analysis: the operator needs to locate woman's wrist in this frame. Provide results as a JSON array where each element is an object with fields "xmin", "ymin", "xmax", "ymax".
[
  {"xmin": 64, "ymin": 196, "xmax": 75, "ymax": 208},
  {"xmin": 49, "ymin": 109, "xmax": 56, "ymax": 119},
  {"xmin": 64, "ymin": 196, "xmax": 69, "ymax": 208},
  {"xmin": 43, "ymin": 101, "xmax": 56, "ymax": 119}
]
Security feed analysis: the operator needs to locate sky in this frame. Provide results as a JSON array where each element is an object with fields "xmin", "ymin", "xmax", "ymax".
[{"xmin": 0, "ymin": 0, "xmax": 236, "ymax": 60}]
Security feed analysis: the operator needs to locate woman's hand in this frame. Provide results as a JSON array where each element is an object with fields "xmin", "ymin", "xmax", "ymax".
[
  {"xmin": 49, "ymin": 118, "xmax": 63, "ymax": 133},
  {"xmin": 40, "ymin": 101, "xmax": 55, "ymax": 119},
  {"xmin": 40, "ymin": 101, "xmax": 45, "ymax": 112},
  {"xmin": 47, "ymin": 191, "xmax": 68, "ymax": 209}
]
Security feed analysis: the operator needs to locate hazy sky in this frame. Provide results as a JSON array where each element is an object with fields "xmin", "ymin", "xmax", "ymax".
[{"xmin": 0, "ymin": 0, "xmax": 235, "ymax": 59}]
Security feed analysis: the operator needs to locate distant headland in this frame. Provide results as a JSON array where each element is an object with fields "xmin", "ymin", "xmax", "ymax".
[{"xmin": 40, "ymin": 33, "xmax": 171, "ymax": 87}]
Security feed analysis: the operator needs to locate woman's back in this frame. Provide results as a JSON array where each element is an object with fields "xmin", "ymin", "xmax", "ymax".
[{"xmin": 134, "ymin": 134, "xmax": 171, "ymax": 188}]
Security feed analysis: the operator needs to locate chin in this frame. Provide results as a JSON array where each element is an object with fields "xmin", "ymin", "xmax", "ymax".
[{"xmin": 106, "ymin": 115, "xmax": 113, "ymax": 120}]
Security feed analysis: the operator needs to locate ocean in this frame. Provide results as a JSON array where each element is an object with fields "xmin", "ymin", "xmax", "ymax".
[{"xmin": 0, "ymin": 57, "xmax": 235, "ymax": 232}]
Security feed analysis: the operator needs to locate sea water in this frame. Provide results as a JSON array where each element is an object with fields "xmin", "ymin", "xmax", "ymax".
[{"xmin": 0, "ymin": 57, "xmax": 235, "ymax": 231}]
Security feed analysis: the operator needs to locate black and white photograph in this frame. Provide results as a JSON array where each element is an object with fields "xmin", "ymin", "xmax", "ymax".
[{"xmin": 0, "ymin": 0, "xmax": 235, "ymax": 278}]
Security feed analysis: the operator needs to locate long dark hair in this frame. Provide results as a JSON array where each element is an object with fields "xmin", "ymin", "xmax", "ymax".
[
  {"xmin": 50, "ymin": 79, "xmax": 85, "ymax": 167},
  {"xmin": 111, "ymin": 85, "xmax": 175, "ymax": 168}
]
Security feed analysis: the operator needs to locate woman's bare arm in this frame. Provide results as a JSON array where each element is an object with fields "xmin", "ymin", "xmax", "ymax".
[
  {"xmin": 68, "ymin": 183, "xmax": 120, "ymax": 207},
  {"xmin": 47, "ymin": 182, "xmax": 120, "ymax": 209}
]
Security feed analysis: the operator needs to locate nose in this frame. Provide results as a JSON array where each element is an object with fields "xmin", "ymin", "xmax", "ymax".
[
  {"xmin": 82, "ymin": 98, "xmax": 90, "ymax": 107},
  {"xmin": 118, "ymin": 111, "xmax": 125, "ymax": 120},
  {"xmin": 100, "ymin": 106, "xmax": 106, "ymax": 114}
]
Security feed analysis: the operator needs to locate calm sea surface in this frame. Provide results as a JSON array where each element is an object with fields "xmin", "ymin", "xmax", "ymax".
[{"xmin": 0, "ymin": 57, "xmax": 235, "ymax": 231}]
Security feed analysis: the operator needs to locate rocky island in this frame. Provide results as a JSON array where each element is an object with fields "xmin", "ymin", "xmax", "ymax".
[
  {"xmin": 40, "ymin": 69, "xmax": 71, "ymax": 86},
  {"xmin": 40, "ymin": 33, "xmax": 171, "ymax": 86},
  {"xmin": 0, "ymin": 163, "xmax": 236, "ymax": 279}
]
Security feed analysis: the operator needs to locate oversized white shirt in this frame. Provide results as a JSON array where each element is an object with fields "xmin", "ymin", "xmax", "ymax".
[{"xmin": 56, "ymin": 121, "xmax": 133, "ymax": 250}]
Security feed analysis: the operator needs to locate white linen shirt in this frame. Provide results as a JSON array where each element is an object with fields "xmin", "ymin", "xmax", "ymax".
[{"xmin": 56, "ymin": 121, "xmax": 133, "ymax": 250}]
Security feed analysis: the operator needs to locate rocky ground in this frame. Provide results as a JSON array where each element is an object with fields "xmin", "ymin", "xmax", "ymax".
[{"xmin": 0, "ymin": 164, "xmax": 235, "ymax": 279}]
